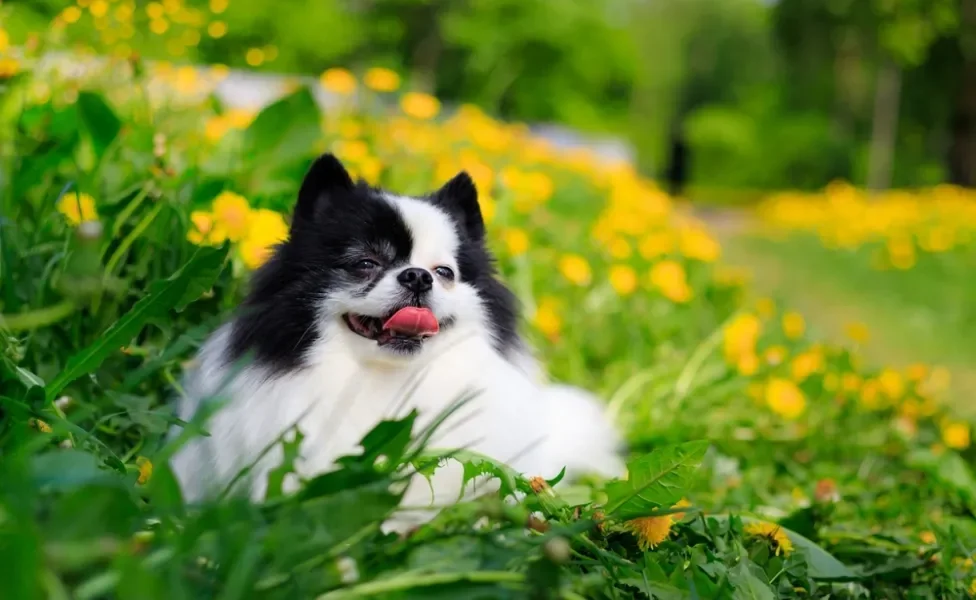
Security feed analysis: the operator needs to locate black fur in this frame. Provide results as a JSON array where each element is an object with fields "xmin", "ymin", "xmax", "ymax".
[{"xmin": 228, "ymin": 153, "xmax": 521, "ymax": 372}]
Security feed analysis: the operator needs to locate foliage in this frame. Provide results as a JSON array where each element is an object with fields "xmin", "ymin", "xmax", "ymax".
[
  {"xmin": 4, "ymin": 0, "xmax": 975, "ymax": 190},
  {"xmin": 2, "ymin": 37, "xmax": 976, "ymax": 600}
]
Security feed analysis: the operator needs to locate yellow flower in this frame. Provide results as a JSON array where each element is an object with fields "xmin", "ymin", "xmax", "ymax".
[
  {"xmin": 737, "ymin": 353, "xmax": 759, "ymax": 376},
  {"xmin": 648, "ymin": 260, "xmax": 692, "ymax": 303},
  {"xmin": 239, "ymin": 209, "xmax": 289, "ymax": 269},
  {"xmin": 763, "ymin": 345, "xmax": 787, "ymax": 366},
  {"xmin": 845, "ymin": 321, "xmax": 870, "ymax": 344},
  {"xmin": 919, "ymin": 530, "xmax": 937, "ymax": 545},
  {"xmin": 781, "ymin": 312, "xmax": 806, "ymax": 339},
  {"xmin": 942, "ymin": 422, "xmax": 970, "ymax": 450},
  {"xmin": 62, "ymin": 6, "xmax": 83, "ymax": 23},
  {"xmin": 245, "ymin": 47, "xmax": 265, "ymax": 67},
  {"xmin": 609, "ymin": 265, "xmax": 638, "ymax": 296},
  {"xmin": 57, "ymin": 192, "xmax": 98, "ymax": 225},
  {"xmin": 533, "ymin": 296, "xmax": 562, "ymax": 340},
  {"xmin": 208, "ymin": 21, "xmax": 227, "ymax": 38},
  {"xmin": 790, "ymin": 348, "xmax": 823, "ymax": 382},
  {"xmin": 136, "ymin": 456, "xmax": 153, "ymax": 485},
  {"xmin": 364, "ymin": 67, "xmax": 401, "ymax": 92},
  {"xmin": 626, "ymin": 515, "xmax": 673, "ymax": 550},
  {"xmin": 765, "ymin": 378, "xmax": 806, "ymax": 420},
  {"xmin": 608, "ymin": 237, "xmax": 632, "ymax": 259},
  {"xmin": 0, "ymin": 57, "xmax": 19, "ymax": 79},
  {"xmin": 0, "ymin": 29, "xmax": 8, "ymax": 53},
  {"xmin": 859, "ymin": 380, "xmax": 883, "ymax": 410},
  {"xmin": 723, "ymin": 313, "xmax": 761, "ymax": 366},
  {"xmin": 320, "ymin": 68, "xmax": 357, "ymax": 95},
  {"xmin": 187, "ymin": 210, "xmax": 227, "ymax": 245},
  {"xmin": 211, "ymin": 191, "xmax": 251, "ymax": 242},
  {"xmin": 678, "ymin": 227, "xmax": 720, "ymax": 262},
  {"xmin": 744, "ymin": 521, "xmax": 794, "ymax": 556},
  {"xmin": 502, "ymin": 228, "xmax": 530, "ymax": 257},
  {"xmin": 878, "ymin": 368, "xmax": 905, "ymax": 399},
  {"xmin": 638, "ymin": 232, "xmax": 674, "ymax": 260},
  {"xmin": 559, "ymin": 254, "xmax": 592, "ymax": 286},
  {"xmin": 400, "ymin": 92, "xmax": 440, "ymax": 120},
  {"xmin": 29, "ymin": 418, "xmax": 53, "ymax": 433}
]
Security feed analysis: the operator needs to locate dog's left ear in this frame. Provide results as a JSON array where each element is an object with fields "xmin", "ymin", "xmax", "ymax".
[{"xmin": 432, "ymin": 171, "xmax": 485, "ymax": 241}]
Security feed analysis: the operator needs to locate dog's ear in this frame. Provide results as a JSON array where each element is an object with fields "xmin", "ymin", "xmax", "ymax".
[
  {"xmin": 294, "ymin": 153, "xmax": 354, "ymax": 224},
  {"xmin": 432, "ymin": 171, "xmax": 485, "ymax": 241}
]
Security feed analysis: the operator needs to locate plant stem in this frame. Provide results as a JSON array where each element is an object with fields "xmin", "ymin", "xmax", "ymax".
[
  {"xmin": 316, "ymin": 571, "xmax": 525, "ymax": 599},
  {"xmin": 0, "ymin": 300, "xmax": 76, "ymax": 331}
]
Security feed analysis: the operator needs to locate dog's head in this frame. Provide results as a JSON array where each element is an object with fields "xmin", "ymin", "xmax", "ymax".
[{"xmin": 229, "ymin": 154, "xmax": 521, "ymax": 371}]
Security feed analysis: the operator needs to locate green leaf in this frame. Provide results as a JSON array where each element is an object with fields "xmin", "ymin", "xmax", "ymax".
[
  {"xmin": 242, "ymin": 87, "xmax": 320, "ymax": 191},
  {"xmin": 76, "ymin": 92, "xmax": 122, "ymax": 162},
  {"xmin": 265, "ymin": 428, "xmax": 305, "ymax": 501},
  {"xmin": 728, "ymin": 560, "xmax": 775, "ymax": 600},
  {"xmin": 31, "ymin": 450, "xmax": 119, "ymax": 491},
  {"xmin": 44, "ymin": 247, "xmax": 227, "ymax": 401},
  {"xmin": 412, "ymin": 448, "xmax": 529, "ymax": 499},
  {"xmin": 907, "ymin": 448, "xmax": 976, "ymax": 509},
  {"xmin": 603, "ymin": 440, "xmax": 709, "ymax": 520}
]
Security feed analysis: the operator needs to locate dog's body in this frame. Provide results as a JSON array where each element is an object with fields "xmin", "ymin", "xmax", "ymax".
[{"xmin": 171, "ymin": 154, "xmax": 625, "ymax": 529}]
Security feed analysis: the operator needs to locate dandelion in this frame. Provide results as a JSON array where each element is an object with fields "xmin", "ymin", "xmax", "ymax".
[
  {"xmin": 207, "ymin": 21, "xmax": 227, "ymax": 38},
  {"xmin": 790, "ymin": 348, "xmax": 823, "ymax": 382},
  {"xmin": 941, "ymin": 422, "xmax": 970, "ymax": 450},
  {"xmin": 320, "ymin": 68, "xmax": 357, "ymax": 95},
  {"xmin": 211, "ymin": 191, "xmax": 251, "ymax": 241},
  {"xmin": 919, "ymin": 530, "xmax": 937, "ymax": 545},
  {"xmin": 608, "ymin": 237, "xmax": 631, "ymax": 259},
  {"xmin": 502, "ymin": 228, "xmax": 530, "ymax": 257},
  {"xmin": 400, "ymin": 92, "xmax": 440, "ymax": 120},
  {"xmin": 678, "ymin": 227, "xmax": 720, "ymax": 262},
  {"xmin": 57, "ymin": 192, "xmax": 98, "ymax": 225},
  {"xmin": 878, "ymin": 368, "xmax": 905, "ymax": 399},
  {"xmin": 845, "ymin": 321, "xmax": 870, "ymax": 344},
  {"xmin": 239, "ymin": 209, "xmax": 289, "ymax": 269},
  {"xmin": 723, "ymin": 313, "xmax": 761, "ymax": 366},
  {"xmin": 609, "ymin": 264, "xmax": 638, "ymax": 296},
  {"xmin": 0, "ymin": 57, "xmax": 20, "ymax": 79},
  {"xmin": 533, "ymin": 297, "xmax": 562, "ymax": 340},
  {"xmin": 136, "ymin": 456, "xmax": 153, "ymax": 485},
  {"xmin": 648, "ymin": 260, "xmax": 692, "ymax": 303},
  {"xmin": 626, "ymin": 515, "xmax": 673, "ymax": 550},
  {"xmin": 763, "ymin": 345, "xmax": 787, "ymax": 366},
  {"xmin": 765, "ymin": 378, "xmax": 806, "ymax": 420},
  {"xmin": 744, "ymin": 521, "xmax": 793, "ymax": 556},
  {"xmin": 638, "ymin": 232, "xmax": 673, "ymax": 260},
  {"xmin": 187, "ymin": 211, "xmax": 227, "ymax": 245},
  {"xmin": 559, "ymin": 254, "xmax": 592, "ymax": 286},
  {"xmin": 28, "ymin": 418, "xmax": 53, "ymax": 433},
  {"xmin": 364, "ymin": 67, "xmax": 400, "ymax": 92},
  {"xmin": 781, "ymin": 312, "xmax": 805, "ymax": 339},
  {"xmin": 245, "ymin": 48, "xmax": 264, "ymax": 67}
]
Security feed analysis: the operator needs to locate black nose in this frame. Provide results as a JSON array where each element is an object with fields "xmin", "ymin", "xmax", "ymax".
[{"xmin": 397, "ymin": 267, "xmax": 433, "ymax": 295}]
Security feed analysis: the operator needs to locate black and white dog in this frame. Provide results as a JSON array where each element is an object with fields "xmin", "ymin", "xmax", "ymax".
[{"xmin": 171, "ymin": 154, "xmax": 625, "ymax": 529}]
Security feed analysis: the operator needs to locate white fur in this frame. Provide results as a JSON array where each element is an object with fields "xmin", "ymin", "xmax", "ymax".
[{"xmin": 170, "ymin": 194, "xmax": 625, "ymax": 531}]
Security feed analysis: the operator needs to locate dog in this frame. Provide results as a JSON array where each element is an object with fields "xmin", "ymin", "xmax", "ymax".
[{"xmin": 170, "ymin": 153, "xmax": 626, "ymax": 531}]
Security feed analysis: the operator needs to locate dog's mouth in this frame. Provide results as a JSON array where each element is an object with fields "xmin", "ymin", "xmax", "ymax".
[{"xmin": 343, "ymin": 306, "xmax": 441, "ymax": 347}]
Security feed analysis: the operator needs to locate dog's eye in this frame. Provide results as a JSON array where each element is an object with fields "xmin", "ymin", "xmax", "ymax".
[
  {"xmin": 354, "ymin": 259, "xmax": 380, "ymax": 273},
  {"xmin": 434, "ymin": 266, "xmax": 455, "ymax": 281}
]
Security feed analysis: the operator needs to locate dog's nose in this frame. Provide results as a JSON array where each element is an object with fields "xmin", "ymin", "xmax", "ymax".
[{"xmin": 397, "ymin": 267, "xmax": 433, "ymax": 294}]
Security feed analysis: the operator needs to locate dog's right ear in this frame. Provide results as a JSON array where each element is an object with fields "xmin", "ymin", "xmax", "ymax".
[{"xmin": 294, "ymin": 153, "xmax": 354, "ymax": 224}]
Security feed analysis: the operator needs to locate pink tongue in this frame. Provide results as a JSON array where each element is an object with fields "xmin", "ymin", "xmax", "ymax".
[{"xmin": 382, "ymin": 307, "xmax": 439, "ymax": 336}]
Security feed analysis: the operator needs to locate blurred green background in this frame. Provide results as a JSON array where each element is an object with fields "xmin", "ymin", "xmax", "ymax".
[{"xmin": 7, "ymin": 0, "xmax": 975, "ymax": 194}]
